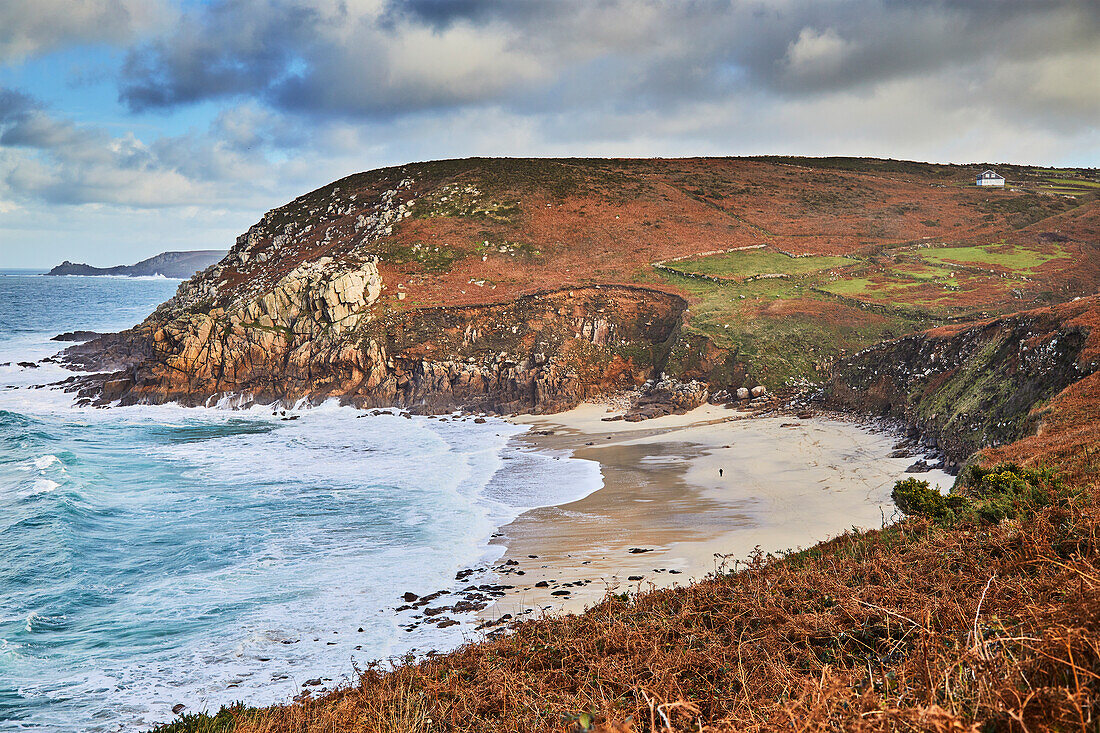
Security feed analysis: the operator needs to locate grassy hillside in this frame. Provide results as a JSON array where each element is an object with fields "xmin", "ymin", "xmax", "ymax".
[{"xmin": 201, "ymin": 156, "xmax": 1098, "ymax": 391}]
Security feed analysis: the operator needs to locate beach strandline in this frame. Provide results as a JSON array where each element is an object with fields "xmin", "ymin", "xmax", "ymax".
[{"xmin": 482, "ymin": 402, "xmax": 956, "ymax": 617}]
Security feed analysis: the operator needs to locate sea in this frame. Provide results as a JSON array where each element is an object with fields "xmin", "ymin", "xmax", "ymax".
[{"xmin": 0, "ymin": 270, "xmax": 601, "ymax": 732}]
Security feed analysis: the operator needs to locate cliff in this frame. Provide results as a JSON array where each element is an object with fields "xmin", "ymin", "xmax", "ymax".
[
  {"xmin": 47, "ymin": 250, "xmax": 227, "ymax": 278},
  {"xmin": 824, "ymin": 295, "xmax": 1100, "ymax": 463}
]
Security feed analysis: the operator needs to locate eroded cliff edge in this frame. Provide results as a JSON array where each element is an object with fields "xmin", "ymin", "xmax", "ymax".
[
  {"xmin": 824, "ymin": 296, "xmax": 1100, "ymax": 463},
  {"xmin": 66, "ymin": 278, "xmax": 694, "ymax": 413}
]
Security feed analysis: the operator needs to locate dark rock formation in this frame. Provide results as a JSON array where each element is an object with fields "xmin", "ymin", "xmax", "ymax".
[
  {"xmin": 51, "ymin": 331, "xmax": 106, "ymax": 342},
  {"xmin": 824, "ymin": 301, "xmax": 1099, "ymax": 462}
]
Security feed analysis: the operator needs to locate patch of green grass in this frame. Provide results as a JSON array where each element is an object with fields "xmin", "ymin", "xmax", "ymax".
[
  {"xmin": 1044, "ymin": 178, "xmax": 1100, "ymax": 188},
  {"xmin": 666, "ymin": 249, "xmax": 854, "ymax": 279},
  {"xmin": 659, "ymin": 270, "xmax": 927, "ymax": 388},
  {"xmin": 817, "ymin": 277, "xmax": 878, "ymax": 296},
  {"xmin": 918, "ymin": 242, "xmax": 1068, "ymax": 273},
  {"xmin": 379, "ymin": 240, "xmax": 464, "ymax": 273}
]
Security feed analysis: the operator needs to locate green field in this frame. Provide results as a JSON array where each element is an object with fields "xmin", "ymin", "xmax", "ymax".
[
  {"xmin": 652, "ymin": 233, "xmax": 1077, "ymax": 389},
  {"xmin": 1044, "ymin": 178, "xmax": 1100, "ymax": 189},
  {"xmin": 666, "ymin": 249, "xmax": 854, "ymax": 279},
  {"xmin": 917, "ymin": 243, "xmax": 1068, "ymax": 273},
  {"xmin": 657, "ymin": 269, "xmax": 929, "ymax": 388}
]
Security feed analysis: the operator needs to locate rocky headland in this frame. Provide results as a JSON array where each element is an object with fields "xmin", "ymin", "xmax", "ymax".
[
  {"xmin": 57, "ymin": 157, "xmax": 1100, "ymax": 462},
  {"xmin": 47, "ymin": 250, "xmax": 227, "ymax": 278}
]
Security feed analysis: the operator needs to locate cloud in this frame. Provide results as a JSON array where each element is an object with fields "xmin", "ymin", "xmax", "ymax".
[
  {"xmin": 2, "ymin": 0, "xmax": 1099, "ymax": 270},
  {"xmin": 110, "ymin": 0, "xmax": 1100, "ymax": 140},
  {"xmin": 0, "ymin": 89, "xmax": 285, "ymax": 208},
  {"xmin": 0, "ymin": 0, "xmax": 170, "ymax": 62},
  {"xmin": 784, "ymin": 27, "xmax": 852, "ymax": 78}
]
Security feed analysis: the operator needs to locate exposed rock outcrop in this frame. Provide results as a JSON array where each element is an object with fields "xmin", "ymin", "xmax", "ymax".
[
  {"xmin": 67, "ymin": 280, "xmax": 689, "ymax": 413},
  {"xmin": 621, "ymin": 378, "xmax": 709, "ymax": 421},
  {"xmin": 824, "ymin": 297, "xmax": 1100, "ymax": 462}
]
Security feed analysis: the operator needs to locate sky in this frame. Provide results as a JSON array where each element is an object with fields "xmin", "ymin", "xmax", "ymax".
[{"xmin": 0, "ymin": 0, "xmax": 1098, "ymax": 269}]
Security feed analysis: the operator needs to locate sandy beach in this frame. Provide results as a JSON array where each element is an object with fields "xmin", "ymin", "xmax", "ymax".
[{"xmin": 482, "ymin": 402, "xmax": 955, "ymax": 618}]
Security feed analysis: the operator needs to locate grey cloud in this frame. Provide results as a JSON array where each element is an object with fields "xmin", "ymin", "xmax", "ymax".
[
  {"xmin": 0, "ymin": 88, "xmax": 35, "ymax": 136},
  {"xmin": 120, "ymin": 1, "xmax": 317, "ymax": 110},
  {"xmin": 113, "ymin": 0, "xmax": 1100, "ymax": 132},
  {"xmin": 0, "ymin": 89, "xmax": 285, "ymax": 208},
  {"xmin": 0, "ymin": 0, "xmax": 170, "ymax": 62}
]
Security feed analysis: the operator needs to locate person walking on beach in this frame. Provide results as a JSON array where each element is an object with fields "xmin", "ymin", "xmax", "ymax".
[{"xmin": 719, "ymin": 468, "xmax": 723, "ymax": 477}]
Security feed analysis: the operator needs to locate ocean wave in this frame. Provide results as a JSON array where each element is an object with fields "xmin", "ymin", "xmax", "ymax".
[
  {"xmin": 24, "ymin": 612, "xmax": 67, "ymax": 634},
  {"xmin": 32, "ymin": 454, "xmax": 63, "ymax": 471}
]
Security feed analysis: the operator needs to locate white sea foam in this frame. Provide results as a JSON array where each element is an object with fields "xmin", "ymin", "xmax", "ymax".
[
  {"xmin": 27, "ymin": 478, "xmax": 60, "ymax": 495},
  {"xmin": 54, "ymin": 274, "xmax": 181, "ymax": 281},
  {"xmin": 33, "ymin": 454, "xmax": 63, "ymax": 471}
]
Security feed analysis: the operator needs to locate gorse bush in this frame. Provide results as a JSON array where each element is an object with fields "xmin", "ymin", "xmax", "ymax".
[
  {"xmin": 891, "ymin": 462, "xmax": 1066, "ymax": 525},
  {"xmin": 891, "ymin": 477, "xmax": 966, "ymax": 521},
  {"xmin": 963, "ymin": 461, "xmax": 1064, "ymax": 523},
  {"xmin": 150, "ymin": 705, "xmax": 249, "ymax": 733}
]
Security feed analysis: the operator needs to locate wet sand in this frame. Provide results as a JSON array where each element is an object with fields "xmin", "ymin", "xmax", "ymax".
[{"xmin": 483, "ymin": 403, "xmax": 955, "ymax": 618}]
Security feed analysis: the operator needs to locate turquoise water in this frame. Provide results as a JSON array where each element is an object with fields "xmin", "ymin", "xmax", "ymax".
[{"xmin": 0, "ymin": 272, "xmax": 599, "ymax": 732}]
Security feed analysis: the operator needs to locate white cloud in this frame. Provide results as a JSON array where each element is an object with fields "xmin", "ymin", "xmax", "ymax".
[{"xmin": 784, "ymin": 27, "xmax": 852, "ymax": 78}]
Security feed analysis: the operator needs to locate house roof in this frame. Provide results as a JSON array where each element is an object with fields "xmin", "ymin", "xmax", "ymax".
[{"xmin": 980, "ymin": 170, "xmax": 1004, "ymax": 178}]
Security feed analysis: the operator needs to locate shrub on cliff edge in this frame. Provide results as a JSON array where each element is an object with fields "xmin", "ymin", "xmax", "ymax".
[
  {"xmin": 891, "ymin": 477, "xmax": 966, "ymax": 521},
  {"xmin": 892, "ymin": 462, "xmax": 1068, "ymax": 525},
  {"xmin": 962, "ymin": 461, "xmax": 1065, "ymax": 523}
]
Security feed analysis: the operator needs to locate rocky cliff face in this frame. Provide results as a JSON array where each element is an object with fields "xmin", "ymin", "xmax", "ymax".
[
  {"xmin": 823, "ymin": 297, "xmax": 1100, "ymax": 462},
  {"xmin": 67, "ymin": 275, "xmax": 689, "ymax": 413}
]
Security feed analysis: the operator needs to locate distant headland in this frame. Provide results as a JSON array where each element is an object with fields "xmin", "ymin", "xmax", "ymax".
[{"xmin": 46, "ymin": 250, "xmax": 226, "ymax": 278}]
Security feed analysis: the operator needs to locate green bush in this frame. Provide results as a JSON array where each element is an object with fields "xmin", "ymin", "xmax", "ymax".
[
  {"xmin": 963, "ymin": 462, "xmax": 1062, "ymax": 523},
  {"xmin": 891, "ymin": 477, "xmax": 966, "ymax": 521},
  {"xmin": 892, "ymin": 463, "xmax": 1066, "ymax": 526},
  {"xmin": 149, "ymin": 704, "xmax": 249, "ymax": 733}
]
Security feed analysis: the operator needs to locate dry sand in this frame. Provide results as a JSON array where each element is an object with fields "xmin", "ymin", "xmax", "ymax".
[{"xmin": 482, "ymin": 402, "xmax": 955, "ymax": 619}]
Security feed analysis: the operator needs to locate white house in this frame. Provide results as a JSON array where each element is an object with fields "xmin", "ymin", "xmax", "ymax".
[{"xmin": 976, "ymin": 170, "xmax": 1005, "ymax": 187}]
